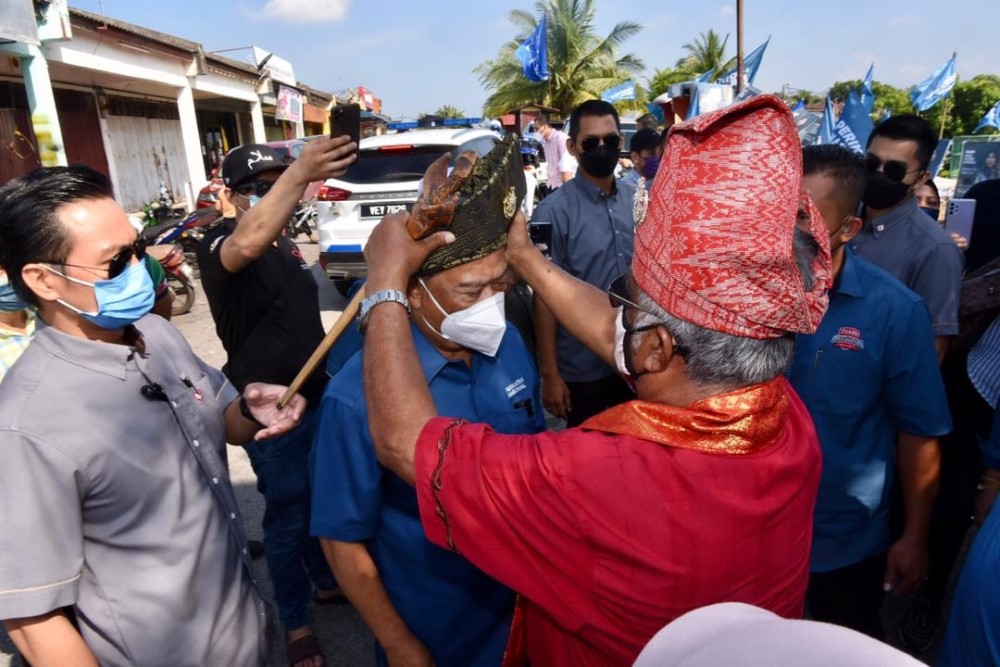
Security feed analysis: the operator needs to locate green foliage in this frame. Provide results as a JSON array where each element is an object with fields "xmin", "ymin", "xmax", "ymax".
[
  {"xmin": 475, "ymin": 0, "xmax": 644, "ymax": 117},
  {"xmin": 433, "ymin": 105, "xmax": 465, "ymax": 119},
  {"xmin": 676, "ymin": 30, "xmax": 730, "ymax": 76},
  {"xmin": 647, "ymin": 66, "xmax": 697, "ymax": 98},
  {"xmin": 827, "ymin": 80, "xmax": 914, "ymax": 122}
]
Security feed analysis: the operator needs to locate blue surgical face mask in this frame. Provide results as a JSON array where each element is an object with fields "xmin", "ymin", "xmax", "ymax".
[
  {"xmin": 43, "ymin": 261, "xmax": 155, "ymax": 329},
  {"xmin": 641, "ymin": 156, "xmax": 661, "ymax": 181},
  {"xmin": 0, "ymin": 277, "xmax": 28, "ymax": 313},
  {"xmin": 920, "ymin": 206, "xmax": 940, "ymax": 221}
]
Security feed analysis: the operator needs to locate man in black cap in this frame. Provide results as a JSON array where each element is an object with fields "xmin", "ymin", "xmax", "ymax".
[{"xmin": 197, "ymin": 136, "xmax": 355, "ymax": 667}]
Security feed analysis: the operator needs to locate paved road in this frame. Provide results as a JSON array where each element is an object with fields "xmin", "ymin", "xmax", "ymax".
[{"xmin": 0, "ymin": 240, "xmax": 376, "ymax": 667}]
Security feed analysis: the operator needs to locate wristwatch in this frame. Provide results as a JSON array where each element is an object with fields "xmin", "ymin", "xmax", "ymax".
[{"xmin": 357, "ymin": 289, "xmax": 411, "ymax": 333}]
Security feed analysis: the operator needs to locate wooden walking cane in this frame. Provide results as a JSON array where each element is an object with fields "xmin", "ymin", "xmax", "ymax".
[{"xmin": 277, "ymin": 150, "xmax": 478, "ymax": 408}]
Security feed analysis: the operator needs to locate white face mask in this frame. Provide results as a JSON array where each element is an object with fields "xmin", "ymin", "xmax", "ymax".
[
  {"xmin": 613, "ymin": 306, "xmax": 630, "ymax": 377},
  {"xmin": 419, "ymin": 278, "xmax": 507, "ymax": 357}
]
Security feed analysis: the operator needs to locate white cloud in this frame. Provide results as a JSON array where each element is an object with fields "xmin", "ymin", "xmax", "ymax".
[
  {"xmin": 898, "ymin": 63, "xmax": 928, "ymax": 81},
  {"xmin": 720, "ymin": 5, "xmax": 735, "ymax": 16},
  {"xmin": 259, "ymin": 0, "xmax": 351, "ymax": 23}
]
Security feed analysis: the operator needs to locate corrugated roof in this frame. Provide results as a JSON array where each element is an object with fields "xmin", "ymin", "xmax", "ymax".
[{"xmin": 70, "ymin": 7, "xmax": 202, "ymax": 54}]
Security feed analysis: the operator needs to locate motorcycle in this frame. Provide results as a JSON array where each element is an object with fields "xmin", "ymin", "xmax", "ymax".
[
  {"xmin": 286, "ymin": 200, "xmax": 318, "ymax": 243},
  {"xmin": 141, "ymin": 209, "xmax": 221, "ymax": 280},
  {"xmin": 147, "ymin": 244, "xmax": 196, "ymax": 316}
]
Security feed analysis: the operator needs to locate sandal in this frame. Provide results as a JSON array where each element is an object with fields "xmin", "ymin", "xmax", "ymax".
[{"xmin": 286, "ymin": 633, "xmax": 324, "ymax": 666}]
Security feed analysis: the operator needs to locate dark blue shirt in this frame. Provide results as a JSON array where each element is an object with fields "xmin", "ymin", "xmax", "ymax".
[
  {"xmin": 531, "ymin": 173, "xmax": 636, "ymax": 382},
  {"xmin": 787, "ymin": 250, "xmax": 952, "ymax": 572},
  {"xmin": 311, "ymin": 323, "xmax": 544, "ymax": 667},
  {"xmin": 851, "ymin": 196, "xmax": 964, "ymax": 336}
]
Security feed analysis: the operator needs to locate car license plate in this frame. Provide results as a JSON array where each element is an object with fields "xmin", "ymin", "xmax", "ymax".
[{"xmin": 360, "ymin": 202, "xmax": 411, "ymax": 218}]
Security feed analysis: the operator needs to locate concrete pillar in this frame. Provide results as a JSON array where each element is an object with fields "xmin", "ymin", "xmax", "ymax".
[
  {"xmin": 0, "ymin": 42, "xmax": 67, "ymax": 166},
  {"xmin": 176, "ymin": 84, "xmax": 206, "ymax": 211},
  {"xmin": 250, "ymin": 99, "xmax": 267, "ymax": 143}
]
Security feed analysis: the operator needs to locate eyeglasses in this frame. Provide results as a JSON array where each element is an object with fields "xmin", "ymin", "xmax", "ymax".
[
  {"xmin": 607, "ymin": 273, "xmax": 688, "ymax": 358},
  {"xmin": 234, "ymin": 179, "xmax": 277, "ymax": 198},
  {"xmin": 864, "ymin": 154, "xmax": 923, "ymax": 183},
  {"xmin": 580, "ymin": 134, "xmax": 622, "ymax": 153},
  {"xmin": 47, "ymin": 236, "xmax": 148, "ymax": 280}
]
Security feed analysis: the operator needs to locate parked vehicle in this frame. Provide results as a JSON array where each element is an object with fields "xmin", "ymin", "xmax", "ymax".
[
  {"xmin": 148, "ymin": 244, "xmax": 196, "ymax": 316},
  {"xmin": 141, "ymin": 209, "xmax": 221, "ymax": 279},
  {"xmin": 315, "ymin": 127, "xmax": 501, "ymax": 295},
  {"xmin": 286, "ymin": 200, "xmax": 318, "ymax": 243}
]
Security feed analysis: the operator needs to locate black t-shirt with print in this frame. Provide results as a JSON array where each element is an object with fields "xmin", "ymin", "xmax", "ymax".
[{"xmin": 197, "ymin": 219, "xmax": 328, "ymax": 404}]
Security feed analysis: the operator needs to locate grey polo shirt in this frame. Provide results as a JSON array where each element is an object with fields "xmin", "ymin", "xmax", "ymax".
[
  {"xmin": 852, "ymin": 196, "xmax": 964, "ymax": 337},
  {"xmin": 531, "ymin": 173, "xmax": 636, "ymax": 382},
  {"xmin": 0, "ymin": 315, "xmax": 269, "ymax": 667}
]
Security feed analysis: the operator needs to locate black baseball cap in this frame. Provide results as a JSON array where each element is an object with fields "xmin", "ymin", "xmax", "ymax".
[{"xmin": 222, "ymin": 144, "xmax": 287, "ymax": 190}]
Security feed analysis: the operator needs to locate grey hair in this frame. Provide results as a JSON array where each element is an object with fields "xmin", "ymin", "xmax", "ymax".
[{"xmin": 632, "ymin": 226, "xmax": 820, "ymax": 390}]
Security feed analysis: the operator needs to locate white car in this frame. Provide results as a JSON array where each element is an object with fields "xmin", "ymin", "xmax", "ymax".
[{"xmin": 316, "ymin": 127, "xmax": 501, "ymax": 294}]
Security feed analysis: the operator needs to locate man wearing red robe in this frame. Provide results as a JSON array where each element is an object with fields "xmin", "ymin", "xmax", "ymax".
[{"xmin": 358, "ymin": 95, "xmax": 833, "ymax": 666}]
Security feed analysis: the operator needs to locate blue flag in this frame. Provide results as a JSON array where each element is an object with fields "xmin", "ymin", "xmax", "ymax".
[
  {"xmin": 695, "ymin": 68, "xmax": 715, "ymax": 83},
  {"xmin": 910, "ymin": 53, "xmax": 957, "ymax": 112},
  {"xmin": 819, "ymin": 95, "xmax": 836, "ymax": 145},
  {"xmin": 515, "ymin": 15, "xmax": 549, "ymax": 82},
  {"xmin": 791, "ymin": 100, "xmax": 806, "ymax": 112},
  {"xmin": 861, "ymin": 63, "xmax": 875, "ymax": 112},
  {"xmin": 717, "ymin": 37, "xmax": 771, "ymax": 87},
  {"xmin": 831, "ymin": 90, "xmax": 874, "ymax": 154},
  {"xmin": 646, "ymin": 102, "xmax": 665, "ymax": 124},
  {"xmin": 974, "ymin": 100, "xmax": 1000, "ymax": 133},
  {"xmin": 601, "ymin": 80, "xmax": 636, "ymax": 103}
]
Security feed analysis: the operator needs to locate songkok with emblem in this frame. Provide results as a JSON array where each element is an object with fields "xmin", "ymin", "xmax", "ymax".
[
  {"xmin": 632, "ymin": 94, "xmax": 832, "ymax": 339},
  {"xmin": 420, "ymin": 134, "xmax": 526, "ymax": 274}
]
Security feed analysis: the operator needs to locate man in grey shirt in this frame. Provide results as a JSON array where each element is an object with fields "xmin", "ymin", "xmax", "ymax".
[
  {"xmin": 0, "ymin": 166, "xmax": 307, "ymax": 667},
  {"xmin": 851, "ymin": 115, "xmax": 964, "ymax": 359},
  {"xmin": 532, "ymin": 100, "xmax": 636, "ymax": 426}
]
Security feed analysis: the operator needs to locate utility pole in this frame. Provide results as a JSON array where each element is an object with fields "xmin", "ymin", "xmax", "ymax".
[{"xmin": 736, "ymin": 0, "xmax": 745, "ymax": 93}]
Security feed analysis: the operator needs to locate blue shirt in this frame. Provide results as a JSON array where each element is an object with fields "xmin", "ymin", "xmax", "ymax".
[
  {"xmin": 531, "ymin": 173, "xmax": 636, "ymax": 382},
  {"xmin": 311, "ymin": 323, "xmax": 545, "ymax": 667},
  {"xmin": 787, "ymin": 250, "xmax": 952, "ymax": 572},
  {"xmin": 851, "ymin": 197, "xmax": 964, "ymax": 336}
]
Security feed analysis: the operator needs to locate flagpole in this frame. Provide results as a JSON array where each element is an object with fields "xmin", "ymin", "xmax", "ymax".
[
  {"xmin": 736, "ymin": 0, "xmax": 745, "ymax": 93},
  {"xmin": 939, "ymin": 95, "xmax": 950, "ymax": 140}
]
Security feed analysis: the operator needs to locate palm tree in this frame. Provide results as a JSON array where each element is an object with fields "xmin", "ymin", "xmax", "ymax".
[
  {"xmin": 676, "ymin": 30, "xmax": 729, "ymax": 78},
  {"xmin": 434, "ymin": 105, "xmax": 465, "ymax": 119},
  {"xmin": 475, "ymin": 0, "xmax": 644, "ymax": 117}
]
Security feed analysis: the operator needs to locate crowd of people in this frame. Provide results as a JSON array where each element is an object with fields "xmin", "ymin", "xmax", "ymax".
[{"xmin": 0, "ymin": 92, "xmax": 997, "ymax": 667}]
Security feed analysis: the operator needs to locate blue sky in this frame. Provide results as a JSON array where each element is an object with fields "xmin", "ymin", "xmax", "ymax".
[{"xmin": 71, "ymin": 0, "xmax": 999, "ymax": 118}]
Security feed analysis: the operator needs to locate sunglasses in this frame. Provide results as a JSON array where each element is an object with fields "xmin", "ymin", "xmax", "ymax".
[
  {"xmin": 580, "ymin": 134, "xmax": 622, "ymax": 153},
  {"xmin": 235, "ymin": 179, "xmax": 277, "ymax": 198},
  {"xmin": 864, "ymin": 154, "xmax": 922, "ymax": 183},
  {"xmin": 50, "ymin": 236, "xmax": 148, "ymax": 280}
]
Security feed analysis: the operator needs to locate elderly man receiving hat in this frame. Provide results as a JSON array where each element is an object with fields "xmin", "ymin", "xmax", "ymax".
[
  {"xmin": 310, "ymin": 136, "xmax": 545, "ymax": 666},
  {"xmin": 359, "ymin": 96, "xmax": 832, "ymax": 665}
]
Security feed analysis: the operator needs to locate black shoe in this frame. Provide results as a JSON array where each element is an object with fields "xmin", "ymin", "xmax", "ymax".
[
  {"xmin": 248, "ymin": 539, "xmax": 265, "ymax": 561},
  {"xmin": 899, "ymin": 594, "xmax": 939, "ymax": 653}
]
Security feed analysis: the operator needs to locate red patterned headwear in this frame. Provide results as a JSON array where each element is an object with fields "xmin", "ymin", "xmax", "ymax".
[{"xmin": 633, "ymin": 95, "xmax": 832, "ymax": 339}]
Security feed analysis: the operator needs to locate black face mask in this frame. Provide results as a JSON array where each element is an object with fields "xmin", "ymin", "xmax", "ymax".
[
  {"xmin": 578, "ymin": 145, "xmax": 619, "ymax": 178},
  {"xmin": 864, "ymin": 172, "xmax": 911, "ymax": 210}
]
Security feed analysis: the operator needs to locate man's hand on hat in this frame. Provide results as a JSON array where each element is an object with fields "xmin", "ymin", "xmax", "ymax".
[
  {"xmin": 505, "ymin": 211, "xmax": 541, "ymax": 270},
  {"xmin": 364, "ymin": 211, "xmax": 454, "ymax": 291},
  {"xmin": 287, "ymin": 135, "xmax": 357, "ymax": 186}
]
